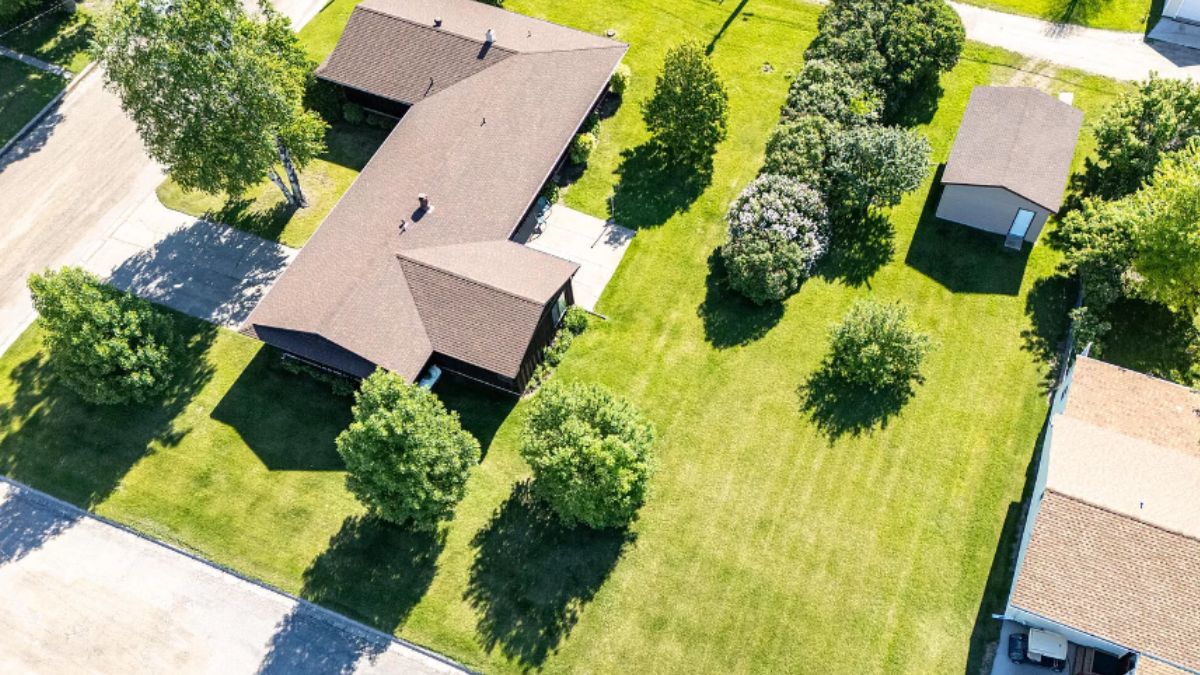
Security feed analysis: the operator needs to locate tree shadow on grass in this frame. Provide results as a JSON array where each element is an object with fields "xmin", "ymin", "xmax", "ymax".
[
  {"xmin": 1098, "ymin": 298, "xmax": 1198, "ymax": 385},
  {"xmin": 0, "ymin": 314, "xmax": 217, "ymax": 509},
  {"xmin": 206, "ymin": 198, "xmax": 298, "ymax": 243},
  {"xmin": 818, "ymin": 208, "xmax": 896, "ymax": 288},
  {"xmin": 697, "ymin": 249, "xmax": 784, "ymax": 349},
  {"xmin": 300, "ymin": 514, "xmax": 445, "ymax": 634},
  {"xmin": 798, "ymin": 365, "xmax": 920, "ymax": 441},
  {"xmin": 210, "ymin": 348, "xmax": 351, "ymax": 471},
  {"xmin": 432, "ymin": 371, "xmax": 516, "ymax": 456},
  {"xmin": 465, "ymin": 481, "xmax": 633, "ymax": 669},
  {"xmin": 886, "ymin": 78, "xmax": 945, "ymax": 128},
  {"xmin": 611, "ymin": 142, "xmax": 712, "ymax": 229},
  {"xmin": 1022, "ymin": 275, "xmax": 1076, "ymax": 390}
]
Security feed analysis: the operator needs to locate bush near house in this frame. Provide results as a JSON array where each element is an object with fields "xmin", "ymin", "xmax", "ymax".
[
  {"xmin": 26, "ymin": 266, "xmax": 180, "ymax": 406},
  {"xmin": 521, "ymin": 381, "xmax": 656, "ymax": 529},
  {"xmin": 335, "ymin": 370, "xmax": 480, "ymax": 531},
  {"xmin": 610, "ymin": 62, "xmax": 631, "ymax": 96},
  {"xmin": 570, "ymin": 132, "xmax": 598, "ymax": 165}
]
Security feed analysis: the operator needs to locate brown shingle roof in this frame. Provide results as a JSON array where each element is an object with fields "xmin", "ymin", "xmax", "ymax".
[
  {"xmin": 1011, "ymin": 491, "xmax": 1200, "ymax": 672},
  {"xmin": 246, "ymin": 0, "xmax": 625, "ymax": 383},
  {"xmin": 942, "ymin": 86, "xmax": 1083, "ymax": 212}
]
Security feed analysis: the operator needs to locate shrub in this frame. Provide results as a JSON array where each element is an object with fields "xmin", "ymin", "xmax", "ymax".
[
  {"xmin": 826, "ymin": 299, "xmax": 933, "ymax": 393},
  {"xmin": 335, "ymin": 370, "xmax": 480, "ymax": 531},
  {"xmin": 304, "ymin": 76, "xmax": 345, "ymax": 123},
  {"xmin": 782, "ymin": 60, "xmax": 882, "ymax": 127},
  {"xmin": 0, "ymin": 0, "xmax": 43, "ymax": 23},
  {"xmin": 763, "ymin": 115, "xmax": 836, "ymax": 189},
  {"xmin": 827, "ymin": 125, "xmax": 930, "ymax": 211},
  {"xmin": 521, "ymin": 382, "xmax": 656, "ymax": 529},
  {"xmin": 721, "ymin": 228, "xmax": 815, "ymax": 305},
  {"xmin": 528, "ymin": 307, "xmax": 591, "ymax": 390},
  {"xmin": 610, "ymin": 63, "xmax": 631, "ymax": 96},
  {"xmin": 642, "ymin": 41, "xmax": 728, "ymax": 163},
  {"xmin": 727, "ymin": 174, "xmax": 830, "ymax": 248},
  {"xmin": 569, "ymin": 132, "xmax": 598, "ymax": 165},
  {"xmin": 27, "ymin": 267, "xmax": 179, "ymax": 405},
  {"xmin": 342, "ymin": 101, "xmax": 365, "ymax": 126}
]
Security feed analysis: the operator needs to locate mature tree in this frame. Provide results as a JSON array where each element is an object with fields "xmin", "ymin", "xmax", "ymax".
[
  {"xmin": 1127, "ymin": 144, "xmax": 1200, "ymax": 313},
  {"xmin": 782, "ymin": 60, "xmax": 882, "ymax": 127},
  {"xmin": 1090, "ymin": 76, "xmax": 1200, "ymax": 199},
  {"xmin": 826, "ymin": 299, "xmax": 933, "ymax": 393},
  {"xmin": 827, "ymin": 125, "xmax": 930, "ymax": 211},
  {"xmin": 642, "ymin": 41, "xmax": 728, "ymax": 163},
  {"xmin": 335, "ymin": 371, "xmax": 480, "ymax": 531},
  {"xmin": 763, "ymin": 115, "xmax": 836, "ymax": 189},
  {"xmin": 93, "ymin": 0, "xmax": 326, "ymax": 206},
  {"xmin": 806, "ymin": 0, "xmax": 964, "ymax": 114},
  {"xmin": 27, "ymin": 267, "xmax": 178, "ymax": 405},
  {"xmin": 521, "ymin": 382, "xmax": 656, "ymax": 529}
]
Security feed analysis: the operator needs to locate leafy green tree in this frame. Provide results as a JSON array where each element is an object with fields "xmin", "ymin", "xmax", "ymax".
[
  {"xmin": 27, "ymin": 267, "xmax": 179, "ymax": 405},
  {"xmin": 93, "ymin": 0, "xmax": 326, "ymax": 207},
  {"xmin": 0, "ymin": 0, "xmax": 44, "ymax": 23},
  {"xmin": 1090, "ymin": 76, "xmax": 1200, "ymax": 199},
  {"xmin": 336, "ymin": 371, "xmax": 480, "ymax": 531},
  {"xmin": 521, "ymin": 382, "xmax": 656, "ymax": 529},
  {"xmin": 782, "ymin": 60, "xmax": 882, "ymax": 128},
  {"xmin": 1125, "ymin": 143, "xmax": 1200, "ymax": 312},
  {"xmin": 827, "ymin": 299, "xmax": 933, "ymax": 393},
  {"xmin": 763, "ymin": 115, "xmax": 836, "ymax": 189},
  {"xmin": 828, "ymin": 125, "xmax": 930, "ymax": 211},
  {"xmin": 642, "ymin": 41, "xmax": 728, "ymax": 163}
]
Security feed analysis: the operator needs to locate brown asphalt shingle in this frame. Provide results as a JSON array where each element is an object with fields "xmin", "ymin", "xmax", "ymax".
[{"xmin": 942, "ymin": 86, "xmax": 1083, "ymax": 212}]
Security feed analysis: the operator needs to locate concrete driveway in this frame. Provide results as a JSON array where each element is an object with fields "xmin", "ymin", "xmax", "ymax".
[{"xmin": 0, "ymin": 478, "xmax": 466, "ymax": 674}]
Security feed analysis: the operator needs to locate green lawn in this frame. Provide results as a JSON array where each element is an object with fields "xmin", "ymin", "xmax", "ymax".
[
  {"xmin": 0, "ymin": 7, "xmax": 95, "ymax": 74},
  {"xmin": 0, "ymin": 58, "xmax": 64, "ymax": 147},
  {"xmin": 0, "ymin": 0, "xmax": 1133, "ymax": 673},
  {"xmin": 958, "ymin": 0, "xmax": 1160, "ymax": 32}
]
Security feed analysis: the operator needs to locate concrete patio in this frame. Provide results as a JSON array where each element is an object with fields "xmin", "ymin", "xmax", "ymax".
[{"xmin": 519, "ymin": 203, "xmax": 634, "ymax": 312}]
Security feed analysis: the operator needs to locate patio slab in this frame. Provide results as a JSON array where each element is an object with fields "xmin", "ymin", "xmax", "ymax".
[{"xmin": 521, "ymin": 204, "xmax": 634, "ymax": 312}]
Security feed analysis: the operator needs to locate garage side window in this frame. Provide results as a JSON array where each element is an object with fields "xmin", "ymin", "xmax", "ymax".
[{"xmin": 551, "ymin": 291, "xmax": 568, "ymax": 325}]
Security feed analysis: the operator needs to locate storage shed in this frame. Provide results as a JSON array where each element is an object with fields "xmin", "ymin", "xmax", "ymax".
[{"xmin": 937, "ymin": 86, "xmax": 1083, "ymax": 249}]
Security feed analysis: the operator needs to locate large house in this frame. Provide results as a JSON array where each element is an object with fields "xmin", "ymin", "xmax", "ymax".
[
  {"xmin": 995, "ymin": 355, "xmax": 1200, "ymax": 675},
  {"xmin": 244, "ymin": 0, "xmax": 627, "ymax": 393},
  {"xmin": 937, "ymin": 86, "xmax": 1082, "ymax": 250}
]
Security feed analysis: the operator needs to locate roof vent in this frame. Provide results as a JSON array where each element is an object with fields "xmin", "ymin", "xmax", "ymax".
[
  {"xmin": 433, "ymin": 16, "xmax": 442, "ymax": 27},
  {"xmin": 485, "ymin": 28, "xmax": 495, "ymax": 43},
  {"xmin": 418, "ymin": 193, "xmax": 430, "ymax": 212}
]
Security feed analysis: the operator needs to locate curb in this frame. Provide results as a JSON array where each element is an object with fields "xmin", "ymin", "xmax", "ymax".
[
  {"xmin": 0, "ymin": 60, "xmax": 97, "ymax": 161},
  {"xmin": 0, "ymin": 475, "xmax": 475, "ymax": 674}
]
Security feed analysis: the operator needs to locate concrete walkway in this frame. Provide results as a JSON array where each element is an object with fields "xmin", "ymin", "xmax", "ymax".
[
  {"xmin": 950, "ymin": 1, "xmax": 1200, "ymax": 81},
  {"xmin": 0, "ymin": 45, "xmax": 69, "ymax": 78},
  {"xmin": 0, "ymin": 478, "xmax": 467, "ymax": 674},
  {"xmin": 520, "ymin": 204, "xmax": 635, "ymax": 312}
]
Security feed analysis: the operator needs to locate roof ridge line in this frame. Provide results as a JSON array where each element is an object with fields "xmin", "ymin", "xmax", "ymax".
[
  {"xmin": 1045, "ymin": 488, "xmax": 1200, "ymax": 545},
  {"xmin": 395, "ymin": 245, "xmax": 546, "ymax": 307},
  {"xmin": 354, "ymin": 4, "xmax": 624, "ymax": 53},
  {"xmin": 354, "ymin": 6, "xmax": 520, "ymax": 54}
]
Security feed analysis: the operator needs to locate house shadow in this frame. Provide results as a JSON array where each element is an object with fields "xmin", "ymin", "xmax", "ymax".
[
  {"xmin": 797, "ymin": 365, "xmax": 921, "ymax": 441},
  {"xmin": 299, "ymin": 514, "xmax": 445, "ymax": 635},
  {"xmin": 611, "ymin": 141, "xmax": 712, "ymax": 229},
  {"xmin": 0, "ymin": 314, "xmax": 217, "ymax": 509},
  {"xmin": 0, "ymin": 482, "xmax": 82, "ymax": 566},
  {"xmin": 963, "ymin": 411, "xmax": 1047, "ymax": 674},
  {"xmin": 904, "ymin": 169, "xmax": 1031, "ymax": 296},
  {"xmin": 210, "ymin": 348, "xmax": 351, "ymax": 471},
  {"xmin": 697, "ymin": 249, "xmax": 785, "ymax": 349},
  {"xmin": 465, "ymin": 481, "xmax": 633, "ymax": 669},
  {"xmin": 432, "ymin": 371, "xmax": 516, "ymax": 456},
  {"xmin": 256, "ymin": 603, "xmax": 392, "ymax": 675},
  {"xmin": 0, "ymin": 108, "xmax": 62, "ymax": 175},
  {"xmin": 1145, "ymin": 31, "xmax": 1200, "ymax": 67}
]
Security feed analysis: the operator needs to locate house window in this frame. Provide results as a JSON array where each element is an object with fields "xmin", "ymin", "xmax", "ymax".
[{"xmin": 551, "ymin": 291, "xmax": 568, "ymax": 325}]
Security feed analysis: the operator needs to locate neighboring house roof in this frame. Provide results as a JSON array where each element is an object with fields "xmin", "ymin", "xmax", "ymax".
[
  {"xmin": 1010, "ymin": 357, "xmax": 1200, "ymax": 672},
  {"xmin": 941, "ymin": 86, "xmax": 1083, "ymax": 212},
  {"xmin": 246, "ymin": 0, "xmax": 624, "ymax": 381}
]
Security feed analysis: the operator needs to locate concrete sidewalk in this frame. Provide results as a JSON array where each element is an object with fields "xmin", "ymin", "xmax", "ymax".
[{"xmin": 0, "ymin": 477, "xmax": 467, "ymax": 674}]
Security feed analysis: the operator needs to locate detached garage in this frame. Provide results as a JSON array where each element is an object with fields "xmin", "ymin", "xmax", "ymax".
[{"xmin": 936, "ymin": 86, "xmax": 1083, "ymax": 250}]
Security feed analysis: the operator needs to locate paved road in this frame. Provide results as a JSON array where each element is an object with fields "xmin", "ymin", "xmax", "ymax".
[
  {"xmin": 950, "ymin": 1, "xmax": 1200, "ymax": 81},
  {"xmin": 0, "ymin": 478, "xmax": 466, "ymax": 674}
]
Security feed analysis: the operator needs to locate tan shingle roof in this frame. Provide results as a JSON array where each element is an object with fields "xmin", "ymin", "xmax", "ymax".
[
  {"xmin": 247, "ymin": 0, "xmax": 625, "ymax": 382},
  {"xmin": 1138, "ymin": 658, "xmax": 1196, "ymax": 675},
  {"xmin": 1011, "ymin": 491, "xmax": 1200, "ymax": 672},
  {"xmin": 942, "ymin": 86, "xmax": 1083, "ymax": 212}
]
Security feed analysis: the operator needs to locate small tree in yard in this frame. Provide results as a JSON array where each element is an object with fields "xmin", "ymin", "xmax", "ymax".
[
  {"xmin": 827, "ymin": 299, "xmax": 933, "ymax": 393},
  {"xmin": 763, "ymin": 115, "xmax": 836, "ymax": 190},
  {"xmin": 94, "ymin": 0, "xmax": 326, "ymax": 207},
  {"xmin": 336, "ymin": 371, "xmax": 480, "ymax": 531},
  {"xmin": 27, "ymin": 267, "xmax": 179, "ymax": 405},
  {"xmin": 720, "ymin": 174, "xmax": 830, "ymax": 304},
  {"xmin": 521, "ymin": 382, "xmax": 656, "ymax": 529},
  {"xmin": 782, "ymin": 60, "xmax": 882, "ymax": 128},
  {"xmin": 642, "ymin": 41, "xmax": 728, "ymax": 163},
  {"xmin": 828, "ymin": 125, "xmax": 930, "ymax": 213}
]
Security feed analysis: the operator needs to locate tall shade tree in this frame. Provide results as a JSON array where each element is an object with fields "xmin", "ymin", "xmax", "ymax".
[
  {"xmin": 642, "ymin": 41, "xmax": 729, "ymax": 164},
  {"xmin": 1126, "ymin": 143, "xmax": 1200, "ymax": 313},
  {"xmin": 335, "ymin": 371, "xmax": 480, "ymax": 531},
  {"xmin": 27, "ymin": 267, "xmax": 179, "ymax": 405},
  {"xmin": 93, "ymin": 0, "xmax": 326, "ymax": 206}
]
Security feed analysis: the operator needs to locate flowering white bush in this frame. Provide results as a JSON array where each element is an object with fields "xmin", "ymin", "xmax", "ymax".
[{"xmin": 726, "ymin": 174, "xmax": 829, "ymax": 267}]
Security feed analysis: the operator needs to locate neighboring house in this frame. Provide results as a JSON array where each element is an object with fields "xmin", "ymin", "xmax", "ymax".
[
  {"xmin": 244, "ymin": 0, "xmax": 627, "ymax": 394},
  {"xmin": 937, "ymin": 87, "xmax": 1082, "ymax": 250},
  {"xmin": 995, "ymin": 355, "xmax": 1200, "ymax": 675},
  {"xmin": 1163, "ymin": 0, "xmax": 1200, "ymax": 23}
]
